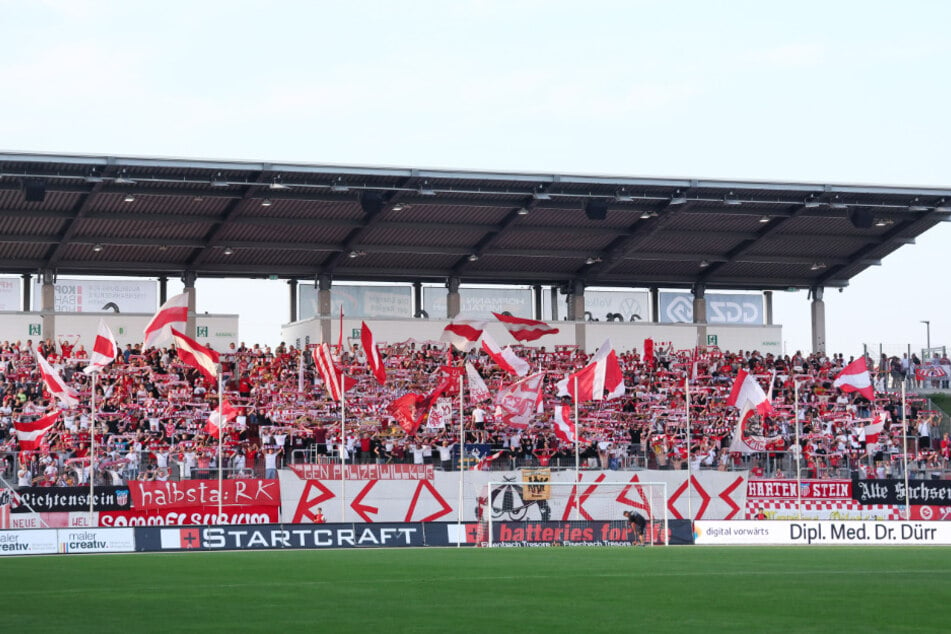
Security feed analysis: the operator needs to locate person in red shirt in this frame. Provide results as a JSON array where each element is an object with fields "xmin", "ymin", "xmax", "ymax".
[{"xmin": 314, "ymin": 507, "xmax": 326, "ymax": 524}]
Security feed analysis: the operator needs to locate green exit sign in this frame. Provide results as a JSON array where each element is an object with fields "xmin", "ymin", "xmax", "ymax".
[
  {"xmin": 352, "ymin": 328, "xmax": 361, "ymax": 338},
  {"xmin": 706, "ymin": 334, "xmax": 718, "ymax": 346}
]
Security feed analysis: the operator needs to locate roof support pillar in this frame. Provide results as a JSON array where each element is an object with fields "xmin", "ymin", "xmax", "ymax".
[
  {"xmin": 21, "ymin": 273, "xmax": 31, "ymax": 312},
  {"xmin": 692, "ymin": 283, "xmax": 707, "ymax": 349},
  {"xmin": 764, "ymin": 290, "xmax": 773, "ymax": 326},
  {"xmin": 158, "ymin": 276, "xmax": 168, "ymax": 305},
  {"xmin": 810, "ymin": 286, "xmax": 826, "ymax": 354},
  {"xmin": 532, "ymin": 284, "xmax": 543, "ymax": 320},
  {"xmin": 318, "ymin": 274, "xmax": 332, "ymax": 344},
  {"xmin": 40, "ymin": 269, "xmax": 55, "ymax": 341},
  {"xmin": 288, "ymin": 279, "xmax": 298, "ymax": 323},
  {"xmin": 569, "ymin": 280, "xmax": 585, "ymax": 351},
  {"xmin": 446, "ymin": 277, "xmax": 461, "ymax": 319},
  {"xmin": 413, "ymin": 282, "xmax": 425, "ymax": 318},
  {"xmin": 181, "ymin": 270, "xmax": 197, "ymax": 339},
  {"xmin": 650, "ymin": 287, "xmax": 659, "ymax": 323},
  {"xmin": 550, "ymin": 286, "xmax": 559, "ymax": 321}
]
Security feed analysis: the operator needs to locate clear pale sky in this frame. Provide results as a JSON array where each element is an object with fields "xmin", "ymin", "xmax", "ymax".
[{"xmin": 2, "ymin": 0, "xmax": 948, "ymax": 356}]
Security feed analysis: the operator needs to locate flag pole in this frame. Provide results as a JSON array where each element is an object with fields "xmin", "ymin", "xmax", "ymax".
[
  {"xmin": 89, "ymin": 372, "xmax": 97, "ymax": 525},
  {"xmin": 457, "ymin": 372, "xmax": 465, "ymax": 546},
  {"xmin": 685, "ymin": 373, "xmax": 692, "ymax": 521},
  {"xmin": 794, "ymin": 377, "xmax": 802, "ymax": 520},
  {"xmin": 217, "ymin": 370, "xmax": 224, "ymax": 521},
  {"xmin": 573, "ymin": 376, "xmax": 580, "ymax": 522},
  {"xmin": 902, "ymin": 380, "xmax": 910, "ymax": 520},
  {"xmin": 297, "ymin": 348, "xmax": 304, "ymax": 393},
  {"xmin": 340, "ymin": 361, "xmax": 347, "ymax": 523}
]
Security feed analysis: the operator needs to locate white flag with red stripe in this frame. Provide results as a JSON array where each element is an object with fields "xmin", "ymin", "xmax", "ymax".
[
  {"xmin": 441, "ymin": 319, "xmax": 487, "ymax": 351},
  {"xmin": 492, "ymin": 312, "xmax": 559, "ymax": 342},
  {"xmin": 83, "ymin": 319, "xmax": 118, "ymax": 375},
  {"xmin": 14, "ymin": 410, "xmax": 60, "ymax": 451},
  {"xmin": 833, "ymin": 357, "xmax": 875, "ymax": 401},
  {"xmin": 206, "ymin": 398, "xmax": 240, "ymax": 438},
  {"xmin": 481, "ymin": 331, "xmax": 530, "ymax": 377},
  {"xmin": 360, "ymin": 321, "xmax": 387, "ymax": 385},
  {"xmin": 556, "ymin": 339, "xmax": 625, "ymax": 401},
  {"xmin": 171, "ymin": 329, "xmax": 220, "ymax": 381},
  {"xmin": 312, "ymin": 343, "xmax": 356, "ymax": 402},
  {"xmin": 726, "ymin": 368, "xmax": 775, "ymax": 417},
  {"xmin": 143, "ymin": 293, "xmax": 188, "ymax": 349},
  {"xmin": 552, "ymin": 404, "xmax": 577, "ymax": 444},
  {"xmin": 465, "ymin": 362, "xmax": 491, "ymax": 404},
  {"xmin": 33, "ymin": 348, "xmax": 79, "ymax": 408}
]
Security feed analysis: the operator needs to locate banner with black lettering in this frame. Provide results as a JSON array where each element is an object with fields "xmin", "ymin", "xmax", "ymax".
[{"xmin": 851, "ymin": 479, "xmax": 951, "ymax": 506}]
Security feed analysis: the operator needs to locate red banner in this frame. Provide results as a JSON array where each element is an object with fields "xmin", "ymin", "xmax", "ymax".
[
  {"xmin": 129, "ymin": 479, "xmax": 281, "ymax": 510},
  {"xmin": 99, "ymin": 506, "xmax": 278, "ymax": 526},
  {"xmin": 288, "ymin": 464, "xmax": 434, "ymax": 481},
  {"xmin": 747, "ymin": 480, "xmax": 852, "ymax": 500}
]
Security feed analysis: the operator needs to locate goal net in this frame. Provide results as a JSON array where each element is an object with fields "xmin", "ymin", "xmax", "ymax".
[{"xmin": 481, "ymin": 479, "xmax": 668, "ymax": 547}]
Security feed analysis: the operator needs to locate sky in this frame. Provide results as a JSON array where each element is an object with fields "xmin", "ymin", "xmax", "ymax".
[{"xmin": 1, "ymin": 0, "xmax": 949, "ymax": 356}]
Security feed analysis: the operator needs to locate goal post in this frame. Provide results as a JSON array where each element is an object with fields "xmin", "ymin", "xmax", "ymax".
[{"xmin": 483, "ymin": 480, "xmax": 669, "ymax": 547}]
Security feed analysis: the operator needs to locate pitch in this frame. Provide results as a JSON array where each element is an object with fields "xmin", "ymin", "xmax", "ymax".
[{"xmin": 6, "ymin": 546, "xmax": 950, "ymax": 632}]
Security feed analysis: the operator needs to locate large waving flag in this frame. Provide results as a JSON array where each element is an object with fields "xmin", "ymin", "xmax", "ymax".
[
  {"xmin": 171, "ymin": 329, "xmax": 220, "ymax": 381},
  {"xmin": 360, "ymin": 321, "xmax": 387, "ymax": 385},
  {"xmin": 83, "ymin": 319, "xmax": 118, "ymax": 375},
  {"xmin": 726, "ymin": 368, "xmax": 774, "ymax": 417},
  {"xmin": 312, "ymin": 343, "xmax": 356, "ymax": 402},
  {"xmin": 144, "ymin": 293, "xmax": 189, "ymax": 349},
  {"xmin": 481, "ymin": 331, "xmax": 530, "ymax": 377},
  {"xmin": 493, "ymin": 312, "xmax": 559, "ymax": 342},
  {"xmin": 33, "ymin": 348, "xmax": 79, "ymax": 408},
  {"xmin": 556, "ymin": 339, "xmax": 625, "ymax": 401},
  {"xmin": 465, "ymin": 361, "xmax": 491, "ymax": 404},
  {"xmin": 833, "ymin": 357, "xmax": 875, "ymax": 401},
  {"xmin": 14, "ymin": 410, "xmax": 60, "ymax": 451},
  {"xmin": 441, "ymin": 319, "xmax": 487, "ymax": 351},
  {"xmin": 388, "ymin": 393, "xmax": 426, "ymax": 435},
  {"xmin": 552, "ymin": 404, "xmax": 577, "ymax": 444},
  {"xmin": 206, "ymin": 398, "xmax": 239, "ymax": 438},
  {"xmin": 496, "ymin": 372, "xmax": 545, "ymax": 429}
]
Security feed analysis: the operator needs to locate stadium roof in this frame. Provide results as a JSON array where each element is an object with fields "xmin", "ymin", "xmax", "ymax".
[{"xmin": 1, "ymin": 151, "xmax": 949, "ymax": 291}]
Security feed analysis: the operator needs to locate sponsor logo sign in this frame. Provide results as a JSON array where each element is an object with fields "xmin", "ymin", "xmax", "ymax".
[
  {"xmin": 694, "ymin": 520, "xmax": 951, "ymax": 545},
  {"xmin": 659, "ymin": 292, "xmax": 764, "ymax": 324},
  {"xmin": 195, "ymin": 523, "xmax": 423, "ymax": 550},
  {"xmin": 0, "ymin": 529, "xmax": 58, "ymax": 555},
  {"xmin": 57, "ymin": 528, "xmax": 135, "ymax": 553}
]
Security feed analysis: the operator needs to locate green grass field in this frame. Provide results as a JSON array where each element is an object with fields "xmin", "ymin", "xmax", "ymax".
[{"xmin": 5, "ymin": 546, "xmax": 951, "ymax": 633}]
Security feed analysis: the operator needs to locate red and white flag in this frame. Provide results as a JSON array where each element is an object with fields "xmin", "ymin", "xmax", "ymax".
[
  {"xmin": 83, "ymin": 319, "xmax": 118, "ymax": 375},
  {"xmin": 726, "ymin": 368, "xmax": 774, "ymax": 417},
  {"xmin": 441, "ymin": 319, "xmax": 487, "ymax": 351},
  {"xmin": 472, "ymin": 449, "xmax": 506, "ymax": 471},
  {"xmin": 465, "ymin": 361, "xmax": 491, "ymax": 404},
  {"xmin": 552, "ymin": 404, "xmax": 577, "ymax": 444},
  {"xmin": 492, "ymin": 312, "xmax": 559, "ymax": 342},
  {"xmin": 481, "ymin": 331, "xmax": 530, "ymax": 377},
  {"xmin": 388, "ymin": 393, "xmax": 426, "ymax": 435},
  {"xmin": 312, "ymin": 343, "xmax": 356, "ymax": 402},
  {"xmin": 206, "ymin": 398, "xmax": 239, "ymax": 438},
  {"xmin": 171, "ymin": 329, "xmax": 219, "ymax": 382},
  {"xmin": 143, "ymin": 293, "xmax": 188, "ymax": 349},
  {"xmin": 833, "ymin": 357, "xmax": 875, "ymax": 401},
  {"xmin": 556, "ymin": 339, "xmax": 625, "ymax": 401},
  {"xmin": 33, "ymin": 348, "xmax": 79, "ymax": 408},
  {"xmin": 14, "ymin": 410, "xmax": 60, "ymax": 451},
  {"xmin": 863, "ymin": 420, "xmax": 886, "ymax": 444},
  {"xmin": 360, "ymin": 321, "xmax": 387, "ymax": 385},
  {"xmin": 496, "ymin": 372, "xmax": 546, "ymax": 429}
]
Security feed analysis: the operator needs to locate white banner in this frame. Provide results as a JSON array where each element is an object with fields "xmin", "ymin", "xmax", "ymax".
[
  {"xmin": 0, "ymin": 278, "xmax": 21, "ymax": 311},
  {"xmin": 57, "ymin": 528, "xmax": 135, "ymax": 553},
  {"xmin": 0, "ymin": 529, "xmax": 58, "ymax": 555},
  {"xmin": 694, "ymin": 520, "xmax": 951, "ymax": 545},
  {"xmin": 33, "ymin": 279, "xmax": 157, "ymax": 313}
]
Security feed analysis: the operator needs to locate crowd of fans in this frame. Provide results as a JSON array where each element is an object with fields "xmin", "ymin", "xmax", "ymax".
[{"xmin": 0, "ymin": 335, "xmax": 948, "ymax": 489}]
